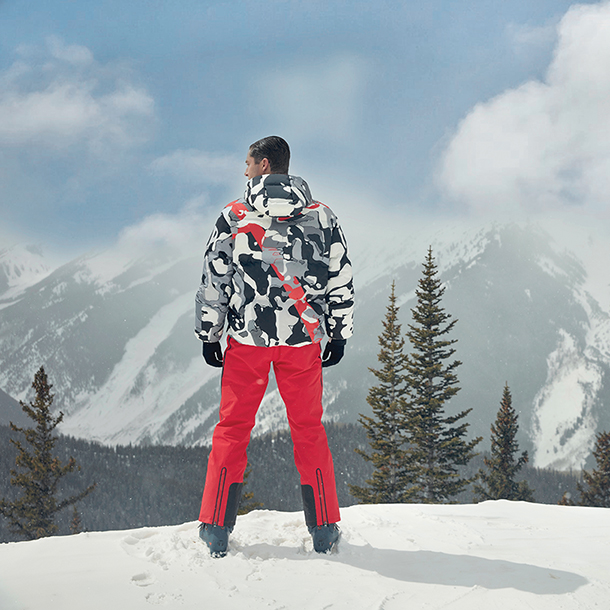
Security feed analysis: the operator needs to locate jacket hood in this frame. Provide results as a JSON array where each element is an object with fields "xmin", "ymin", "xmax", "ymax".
[{"xmin": 245, "ymin": 174, "xmax": 312, "ymax": 218}]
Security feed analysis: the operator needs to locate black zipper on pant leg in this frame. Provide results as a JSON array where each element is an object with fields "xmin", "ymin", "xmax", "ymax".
[
  {"xmin": 316, "ymin": 468, "xmax": 329, "ymax": 525},
  {"xmin": 212, "ymin": 467, "xmax": 227, "ymax": 526}
]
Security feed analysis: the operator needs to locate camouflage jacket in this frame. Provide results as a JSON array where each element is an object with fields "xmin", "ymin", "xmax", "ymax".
[{"xmin": 195, "ymin": 173, "xmax": 354, "ymax": 347}]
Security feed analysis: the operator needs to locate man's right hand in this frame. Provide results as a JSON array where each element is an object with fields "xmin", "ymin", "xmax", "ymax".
[{"xmin": 202, "ymin": 342, "xmax": 223, "ymax": 368}]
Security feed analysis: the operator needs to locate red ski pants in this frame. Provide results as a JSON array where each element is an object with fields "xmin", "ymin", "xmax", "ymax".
[{"xmin": 199, "ymin": 337, "xmax": 340, "ymax": 527}]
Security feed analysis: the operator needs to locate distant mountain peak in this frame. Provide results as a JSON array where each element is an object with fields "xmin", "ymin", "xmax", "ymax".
[{"xmin": 0, "ymin": 243, "xmax": 55, "ymax": 301}]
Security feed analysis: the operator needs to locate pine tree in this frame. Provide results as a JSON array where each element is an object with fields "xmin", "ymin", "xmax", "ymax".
[
  {"xmin": 0, "ymin": 366, "xmax": 96, "ymax": 540},
  {"xmin": 577, "ymin": 431, "xmax": 610, "ymax": 508},
  {"xmin": 70, "ymin": 505, "xmax": 83, "ymax": 534},
  {"xmin": 402, "ymin": 247, "xmax": 481, "ymax": 503},
  {"xmin": 473, "ymin": 383, "xmax": 534, "ymax": 502},
  {"xmin": 350, "ymin": 281, "xmax": 412, "ymax": 503}
]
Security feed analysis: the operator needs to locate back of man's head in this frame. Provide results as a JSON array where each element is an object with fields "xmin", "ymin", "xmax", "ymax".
[{"xmin": 249, "ymin": 136, "xmax": 290, "ymax": 174}]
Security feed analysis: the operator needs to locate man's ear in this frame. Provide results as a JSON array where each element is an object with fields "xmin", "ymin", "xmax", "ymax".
[{"xmin": 260, "ymin": 158, "xmax": 271, "ymax": 174}]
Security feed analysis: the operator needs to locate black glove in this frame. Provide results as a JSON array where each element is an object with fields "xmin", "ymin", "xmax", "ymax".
[
  {"xmin": 321, "ymin": 339, "xmax": 346, "ymax": 368},
  {"xmin": 202, "ymin": 342, "xmax": 223, "ymax": 368}
]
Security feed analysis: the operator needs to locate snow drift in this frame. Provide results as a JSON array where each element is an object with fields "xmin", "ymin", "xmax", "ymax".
[{"xmin": 0, "ymin": 501, "xmax": 608, "ymax": 610}]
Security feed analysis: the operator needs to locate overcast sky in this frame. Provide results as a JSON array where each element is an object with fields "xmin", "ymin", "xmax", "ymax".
[{"xmin": 1, "ymin": 0, "xmax": 608, "ymax": 259}]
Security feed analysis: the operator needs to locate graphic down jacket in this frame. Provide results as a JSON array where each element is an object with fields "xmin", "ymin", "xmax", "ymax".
[{"xmin": 195, "ymin": 173, "xmax": 354, "ymax": 347}]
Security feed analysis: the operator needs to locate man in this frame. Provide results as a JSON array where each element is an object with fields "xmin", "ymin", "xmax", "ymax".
[{"xmin": 195, "ymin": 136, "xmax": 354, "ymax": 557}]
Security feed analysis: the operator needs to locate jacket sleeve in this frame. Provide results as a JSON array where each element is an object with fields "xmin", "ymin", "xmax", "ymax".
[
  {"xmin": 194, "ymin": 211, "xmax": 234, "ymax": 342},
  {"xmin": 325, "ymin": 220, "xmax": 354, "ymax": 341}
]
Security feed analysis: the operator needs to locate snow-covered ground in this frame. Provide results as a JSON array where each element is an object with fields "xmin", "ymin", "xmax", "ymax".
[{"xmin": 1, "ymin": 501, "xmax": 608, "ymax": 609}]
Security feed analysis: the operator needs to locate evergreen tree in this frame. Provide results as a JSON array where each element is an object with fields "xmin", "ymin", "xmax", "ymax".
[
  {"xmin": 473, "ymin": 383, "xmax": 534, "ymax": 502},
  {"xmin": 350, "ymin": 281, "xmax": 412, "ymax": 503},
  {"xmin": 403, "ymin": 247, "xmax": 481, "ymax": 503},
  {"xmin": 578, "ymin": 431, "xmax": 610, "ymax": 508},
  {"xmin": 70, "ymin": 505, "xmax": 83, "ymax": 534},
  {"xmin": 0, "ymin": 366, "xmax": 96, "ymax": 540}
]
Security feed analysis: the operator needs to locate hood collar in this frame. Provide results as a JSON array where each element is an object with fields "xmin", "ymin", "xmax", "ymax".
[{"xmin": 245, "ymin": 174, "xmax": 312, "ymax": 218}]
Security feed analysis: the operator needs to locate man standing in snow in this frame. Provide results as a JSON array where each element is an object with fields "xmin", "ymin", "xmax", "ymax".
[{"xmin": 195, "ymin": 136, "xmax": 354, "ymax": 557}]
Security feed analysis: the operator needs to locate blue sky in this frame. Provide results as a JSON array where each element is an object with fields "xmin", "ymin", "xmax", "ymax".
[{"xmin": 0, "ymin": 0, "xmax": 607, "ymax": 258}]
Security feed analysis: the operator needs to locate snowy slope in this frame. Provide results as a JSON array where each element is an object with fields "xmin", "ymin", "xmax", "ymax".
[
  {"xmin": 0, "ymin": 502, "xmax": 608, "ymax": 610},
  {"xmin": 348, "ymin": 221, "xmax": 610, "ymax": 471},
  {"xmin": 0, "ymin": 244, "xmax": 54, "ymax": 303},
  {"xmin": 2, "ymin": 221, "xmax": 610, "ymax": 468},
  {"xmin": 0, "ymin": 246, "xmax": 209, "ymax": 441}
]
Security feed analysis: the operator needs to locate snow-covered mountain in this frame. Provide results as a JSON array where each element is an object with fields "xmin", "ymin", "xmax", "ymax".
[
  {"xmin": 1, "ymin": 221, "xmax": 609, "ymax": 471},
  {"xmin": 0, "ymin": 244, "xmax": 54, "ymax": 302}
]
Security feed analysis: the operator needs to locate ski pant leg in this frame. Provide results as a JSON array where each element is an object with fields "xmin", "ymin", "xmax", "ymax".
[
  {"xmin": 273, "ymin": 342, "xmax": 341, "ymax": 527},
  {"xmin": 199, "ymin": 337, "xmax": 271, "ymax": 527}
]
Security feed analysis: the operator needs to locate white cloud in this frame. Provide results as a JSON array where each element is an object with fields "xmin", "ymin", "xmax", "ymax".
[
  {"xmin": 0, "ymin": 37, "xmax": 154, "ymax": 152},
  {"xmin": 256, "ymin": 54, "xmax": 367, "ymax": 142},
  {"xmin": 150, "ymin": 149, "xmax": 242, "ymax": 185},
  {"xmin": 78, "ymin": 196, "xmax": 218, "ymax": 286},
  {"xmin": 46, "ymin": 35, "xmax": 95, "ymax": 66},
  {"xmin": 115, "ymin": 200, "xmax": 215, "ymax": 258},
  {"xmin": 506, "ymin": 21, "xmax": 558, "ymax": 56},
  {"xmin": 438, "ymin": 1, "xmax": 610, "ymax": 217}
]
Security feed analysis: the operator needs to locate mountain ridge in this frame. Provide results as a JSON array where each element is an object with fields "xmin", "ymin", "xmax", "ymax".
[{"xmin": 1, "ymin": 220, "xmax": 608, "ymax": 470}]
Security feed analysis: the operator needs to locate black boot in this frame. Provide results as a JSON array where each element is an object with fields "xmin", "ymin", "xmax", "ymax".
[
  {"xmin": 302, "ymin": 484, "xmax": 341, "ymax": 553},
  {"xmin": 199, "ymin": 482, "xmax": 243, "ymax": 558},
  {"xmin": 199, "ymin": 523, "xmax": 233, "ymax": 558},
  {"xmin": 308, "ymin": 523, "xmax": 341, "ymax": 553}
]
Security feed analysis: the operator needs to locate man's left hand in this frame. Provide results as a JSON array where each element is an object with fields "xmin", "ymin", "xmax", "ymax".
[{"xmin": 322, "ymin": 340, "xmax": 346, "ymax": 368}]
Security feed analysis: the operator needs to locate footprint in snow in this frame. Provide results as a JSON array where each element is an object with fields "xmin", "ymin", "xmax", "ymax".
[{"xmin": 131, "ymin": 572, "xmax": 155, "ymax": 587}]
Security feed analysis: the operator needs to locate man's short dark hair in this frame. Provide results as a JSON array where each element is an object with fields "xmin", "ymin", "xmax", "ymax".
[{"xmin": 249, "ymin": 136, "xmax": 290, "ymax": 174}]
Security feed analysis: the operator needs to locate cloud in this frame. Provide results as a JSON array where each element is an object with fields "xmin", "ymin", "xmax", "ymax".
[
  {"xmin": 256, "ymin": 54, "xmax": 368, "ymax": 142},
  {"xmin": 78, "ymin": 200, "xmax": 215, "ymax": 286},
  {"xmin": 438, "ymin": 2, "xmax": 610, "ymax": 216},
  {"xmin": 150, "ymin": 149, "xmax": 242, "ymax": 185},
  {"xmin": 506, "ymin": 21, "xmax": 558, "ymax": 56},
  {"xmin": 117, "ymin": 209, "xmax": 206, "ymax": 253},
  {"xmin": 45, "ymin": 35, "xmax": 95, "ymax": 66},
  {"xmin": 0, "ymin": 37, "xmax": 154, "ymax": 153},
  {"xmin": 112, "ymin": 195, "xmax": 218, "ymax": 259}
]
